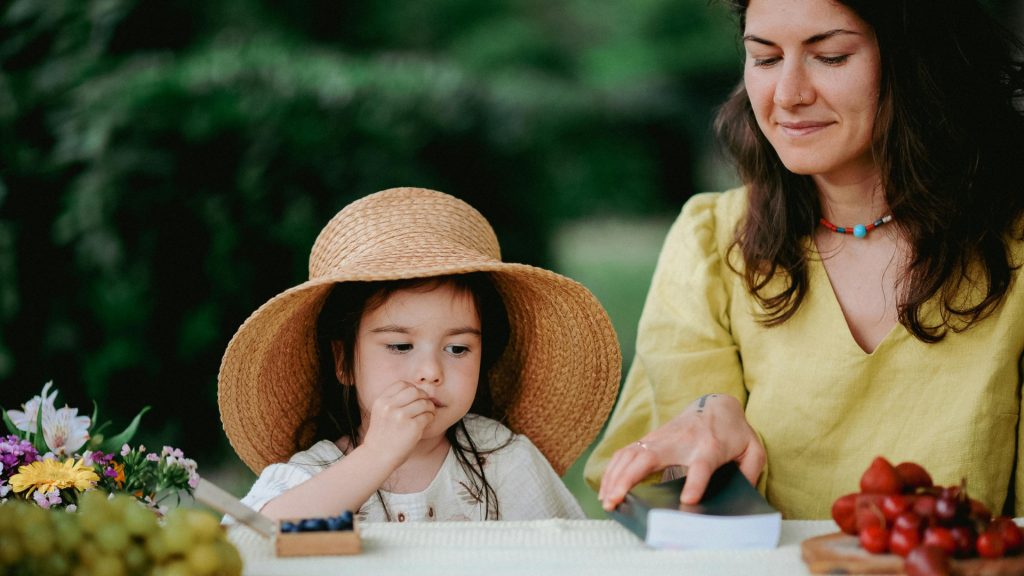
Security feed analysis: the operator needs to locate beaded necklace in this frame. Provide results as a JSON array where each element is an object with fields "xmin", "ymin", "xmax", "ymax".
[{"xmin": 819, "ymin": 214, "xmax": 893, "ymax": 238}]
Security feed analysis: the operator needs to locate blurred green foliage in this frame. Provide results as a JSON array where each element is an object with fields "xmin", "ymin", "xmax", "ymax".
[
  {"xmin": 0, "ymin": 0, "xmax": 741, "ymax": 463},
  {"xmin": 1, "ymin": 0, "xmax": 1021, "ymax": 474}
]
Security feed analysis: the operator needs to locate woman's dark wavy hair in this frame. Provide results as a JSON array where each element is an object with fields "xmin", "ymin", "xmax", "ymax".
[
  {"xmin": 305, "ymin": 272, "xmax": 511, "ymax": 520},
  {"xmin": 715, "ymin": 0, "xmax": 1024, "ymax": 342}
]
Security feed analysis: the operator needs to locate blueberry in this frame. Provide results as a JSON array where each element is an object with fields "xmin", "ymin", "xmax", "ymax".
[
  {"xmin": 299, "ymin": 517, "xmax": 328, "ymax": 532},
  {"xmin": 328, "ymin": 512, "xmax": 356, "ymax": 531},
  {"xmin": 280, "ymin": 521, "xmax": 299, "ymax": 533}
]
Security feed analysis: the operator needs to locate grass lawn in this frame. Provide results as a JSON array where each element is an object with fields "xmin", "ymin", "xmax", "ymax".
[{"xmin": 552, "ymin": 215, "xmax": 672, "ymax": 518}]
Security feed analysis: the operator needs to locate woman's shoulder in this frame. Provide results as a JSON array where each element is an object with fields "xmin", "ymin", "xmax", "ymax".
[
  {"xmin": 1010, "ymin": 217, "xmax": 1024, "ymax": 262},
  {"xmin": 663, "ymin": 186, "xmax": 747, "ymax": 264},
  {"xmin": 681, "ymin": 186, "xmax": 747, "ymax": 218},
  {"xmin": 679, "ymin": 186, "xmax": 747, "ymax": 233}
]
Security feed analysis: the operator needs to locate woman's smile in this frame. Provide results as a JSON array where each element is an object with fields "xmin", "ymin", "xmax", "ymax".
[
  {"xmin": 777, "ymin": 120, "xmax": 834, "ymax": 137},
  {"xmin": 743, "ymin": 0, "xmax": 881, "ymax": 182}
]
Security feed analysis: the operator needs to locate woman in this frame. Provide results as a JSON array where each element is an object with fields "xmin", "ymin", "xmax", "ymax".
[{"xmin": 586, "ymin": 0, "xmax": 1024, "ymax": 519}]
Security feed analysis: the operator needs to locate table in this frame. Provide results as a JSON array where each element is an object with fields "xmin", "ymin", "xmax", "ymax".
[{"xmin": 229, "ymin": 519, "xmax": 837, "ymax": 575}]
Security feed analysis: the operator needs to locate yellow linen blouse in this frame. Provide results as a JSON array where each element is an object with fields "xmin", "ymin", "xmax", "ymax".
[{"xmin": 585, "ymin": 187, "xmax": 1024, "ymax": 519}]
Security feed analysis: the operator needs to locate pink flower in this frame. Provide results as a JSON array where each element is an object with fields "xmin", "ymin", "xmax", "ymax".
[{"xmin": 32, "ymin": 488, "xmax": 62, "ymax": 509}]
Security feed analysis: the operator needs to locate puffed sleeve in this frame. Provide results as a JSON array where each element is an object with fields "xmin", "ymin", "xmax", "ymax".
[
  {"xmin": 224, "ymin": 440, "xmax": 341, "ymax": 523},
  {"xmin": 234, "ymin": 463, "xmax": 314, "ymax": 517},
  {"xmin": 584, "ymin": 190, "xmax": 748, "ymax": 491}
]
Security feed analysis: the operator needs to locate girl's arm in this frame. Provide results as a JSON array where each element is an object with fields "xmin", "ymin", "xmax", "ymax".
[{"xmin": 260, "ymin": 381, "xmax": 436, "ymax": 520}]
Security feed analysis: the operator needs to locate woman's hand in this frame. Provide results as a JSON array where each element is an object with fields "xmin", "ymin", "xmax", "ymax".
[
  {"xmin": 598, "ymin": 394, "xmax": 765, "ymax": 510},
  {"xmin": 360, "ymin": 380, "xmax": 436, "ymax": 467}
]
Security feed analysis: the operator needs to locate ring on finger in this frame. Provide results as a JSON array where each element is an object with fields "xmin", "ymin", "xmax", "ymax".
[{"xmin": 635, "ymin": 441, "xmax": 649, "ymax": 450}]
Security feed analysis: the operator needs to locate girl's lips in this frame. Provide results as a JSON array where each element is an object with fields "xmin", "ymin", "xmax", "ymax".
[{"xmin": 778, "ymin": 121, "xmax": 833, "ymax": 137}]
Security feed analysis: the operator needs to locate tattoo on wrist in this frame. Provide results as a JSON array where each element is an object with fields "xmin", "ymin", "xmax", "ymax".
[{"xmin": 696, "ymin": 394, "xmax": 718, "ymax": 414}]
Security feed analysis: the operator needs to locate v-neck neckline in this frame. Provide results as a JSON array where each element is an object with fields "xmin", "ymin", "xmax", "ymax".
[{"xmin": 806, "ymin": 240, "xmax": 902, "ymax": 356}]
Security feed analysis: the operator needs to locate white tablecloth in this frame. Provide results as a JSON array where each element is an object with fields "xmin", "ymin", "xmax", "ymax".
[{"xmin": 229, "ymin": 519, "xmax": 837, "ymax": 576}]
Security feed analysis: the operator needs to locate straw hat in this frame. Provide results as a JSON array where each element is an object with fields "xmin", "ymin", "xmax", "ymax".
[{"xmin": 218, "ymin": 187, "xmax": 621, "ymax": 476}]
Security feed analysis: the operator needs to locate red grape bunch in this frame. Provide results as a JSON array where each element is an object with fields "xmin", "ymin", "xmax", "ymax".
[{"xmin": 830, "ymin": 457, "xmax": 1022, "ymax": 576}]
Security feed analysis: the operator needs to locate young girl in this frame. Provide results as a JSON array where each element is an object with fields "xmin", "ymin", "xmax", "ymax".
[{"xmin": 218, "ymin": 187, "xmax": 621, "ymax": 522}]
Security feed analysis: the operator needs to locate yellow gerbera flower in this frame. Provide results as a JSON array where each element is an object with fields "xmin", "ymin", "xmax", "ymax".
[{"xmin": 9, "ymin": 458, "xmax": 100, "ymax": 496}]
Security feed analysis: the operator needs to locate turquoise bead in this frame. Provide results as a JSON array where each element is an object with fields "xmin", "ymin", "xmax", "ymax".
[{"xmin": 853, "ymin": 224, "xmax": 867, "ymax": 238}]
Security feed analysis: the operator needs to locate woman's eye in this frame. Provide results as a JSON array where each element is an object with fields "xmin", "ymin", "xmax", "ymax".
[
  {"xmin": 751, "ymin": 56, "xmax": 780, "ymax": 68},
  {"xmin": 817, "ymin": 54, "xmax": 850, "ymax": 66},
  {"xmin": 386, "ymin": 343, "xmax": 413, "ymax": 352},
  {"xmin": 445, "ymin": 345, "xmax": 470, "ymax": 356}
]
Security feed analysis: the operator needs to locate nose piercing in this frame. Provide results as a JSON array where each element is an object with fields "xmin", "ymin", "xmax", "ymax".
[{"xmin": 798, "ymin": 93, "xmax": 805, "ymax": 105}]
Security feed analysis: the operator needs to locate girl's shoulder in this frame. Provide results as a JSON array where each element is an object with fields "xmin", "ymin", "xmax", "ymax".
[
  {"xmin": 459, "ymin": 414, "xmax": 558, "ymax": 473},
  {"xmin": 460, "ymin": 413, "xmax": 516, "ymax": 450},
  {"xmin": 285, "ymin": 439, "xmax": 345, "ymax": 471}
]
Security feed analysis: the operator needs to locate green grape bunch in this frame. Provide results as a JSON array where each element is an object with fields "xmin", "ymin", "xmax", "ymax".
[{"xmin": 0, "ymin": 492, "xmax": 242, "ymax": 576}]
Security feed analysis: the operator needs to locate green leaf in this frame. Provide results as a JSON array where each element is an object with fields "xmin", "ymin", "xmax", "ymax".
[
  {"xmin": 1, "ymin": 405, "xmax": 21, "ymax": 436},
  {"xmin": 91, "ymin": 420, "xmax": 111, "ymax": 438},
  {"xmin": 32, "ymin": 401, "xmax": 48, "ymax": 453},
  {"xmin": 99, "ymin": 406, "xmax": 151, "ymax": 452},
  {"xmin": 85, "ymin": 400, "xmax": 111, "ymax": 451}
]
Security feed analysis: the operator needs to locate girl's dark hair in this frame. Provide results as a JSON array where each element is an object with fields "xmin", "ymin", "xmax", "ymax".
[
  {"xmin": 715, "ymin": 0, "xmax": 1024, "ymax": 341},
  {"xmin": 306, "ymin": 272, "xmax": 511, "ymax": 520}
]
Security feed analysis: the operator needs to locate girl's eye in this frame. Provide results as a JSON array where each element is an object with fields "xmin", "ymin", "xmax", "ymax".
[
  {"xmin": 386, "ymin": 343, "xmax": 413, "ymax": 353},
  {"xmin": 817, "ymin": 54, "xmax": 850, "ymax": 66},
  {"xmin": 445, "ymin": 345, "xmax": 470, "ymax": 356}
]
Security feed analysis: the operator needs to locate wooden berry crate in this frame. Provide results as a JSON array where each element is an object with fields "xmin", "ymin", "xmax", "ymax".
[
  {"xmin": 275, "ymin": 521, "xmax": 362, "ymax": 557},
  {"xmin": 802, "ymin": 532, "xmax": 1024, "ymax": 575}
]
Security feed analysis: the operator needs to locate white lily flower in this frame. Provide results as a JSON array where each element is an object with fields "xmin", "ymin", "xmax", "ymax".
[
  {"xmin": 6, "ymin": 381, "xmax": 57, "ymax": 433},
  {"xmin": 42, "ymin": 405, "xmax": 91, "ymax": 456}
]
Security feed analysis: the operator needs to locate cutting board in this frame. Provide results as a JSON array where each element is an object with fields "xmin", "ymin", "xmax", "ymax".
[{"xmin": 801, "ymin": 532, "xmax": 1024, "ymax": 575}]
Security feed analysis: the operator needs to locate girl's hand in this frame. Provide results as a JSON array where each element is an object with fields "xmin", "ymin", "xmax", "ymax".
[
  {"xmin": 598, "ymin": 394, "xmax": 765, "ymax": 510},
  {"xmin": 360, "ymin": 380, "xmax": 436, "ymax": 467}
]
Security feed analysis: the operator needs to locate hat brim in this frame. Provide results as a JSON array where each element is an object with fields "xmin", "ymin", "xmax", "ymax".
[{"xmin": 218, "ymin": 261, "xmax": 620, "ymax": 476}]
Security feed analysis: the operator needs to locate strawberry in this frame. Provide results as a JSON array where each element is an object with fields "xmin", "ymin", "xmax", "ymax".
[
  {"xmin": 861, "ymin": 456, "xmax": 904, "ymax": 495},
  {"xmin": 896, "ymin": 461, "xmax": 934, "ymax": 492},
  {"xmin": 855, "ymin": 493, "xmax": 887, "ymax": 532},
  {"xmin": 831, "ymin": 493, "xmax": 859, "ymax": 535}
]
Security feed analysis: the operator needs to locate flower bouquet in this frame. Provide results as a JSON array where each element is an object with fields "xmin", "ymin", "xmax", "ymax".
[{"xmin": 0, "ymin": 382, "xmax": 198, "ymax": 512}]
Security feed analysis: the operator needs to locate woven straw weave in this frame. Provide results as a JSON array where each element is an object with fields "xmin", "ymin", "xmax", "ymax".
[{"xmin": 218, "ymin": 188, "xmax": 621, "ymax": 475}]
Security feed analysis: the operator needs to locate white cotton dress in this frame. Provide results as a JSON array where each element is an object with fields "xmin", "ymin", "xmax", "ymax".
[{"xmin": 234, "ymin": 414, "xmax": 586, "ymax": 522}]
